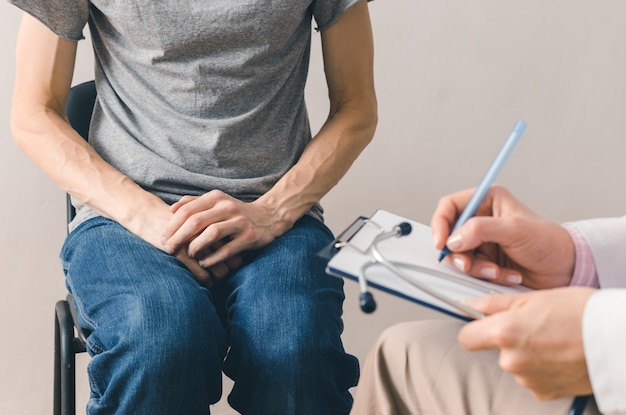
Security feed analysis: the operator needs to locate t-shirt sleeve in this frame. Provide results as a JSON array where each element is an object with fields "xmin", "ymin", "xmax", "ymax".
[
  {"xmin": 312, "ymin": 0, "xmax": 361, "ymax": 32},
  {"xmin": 8, "ymin": 0, "xmax": 89, "ymax": 41}
]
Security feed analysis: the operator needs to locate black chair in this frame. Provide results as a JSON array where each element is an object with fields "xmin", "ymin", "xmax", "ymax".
[{"xmin": 54, "ymin": 80, "xmax": 97, "ymax": 415}]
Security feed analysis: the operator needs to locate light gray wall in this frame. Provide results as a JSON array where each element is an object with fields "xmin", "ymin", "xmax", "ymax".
[{"xmin": 2, "ymin": 0, "xmax": 625, "ymax": 412}]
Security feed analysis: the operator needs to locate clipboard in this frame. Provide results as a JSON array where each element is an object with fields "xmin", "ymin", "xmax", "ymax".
[{"xmin": 323, "ymin": 209, "xmax": 531, "ymax": 320}]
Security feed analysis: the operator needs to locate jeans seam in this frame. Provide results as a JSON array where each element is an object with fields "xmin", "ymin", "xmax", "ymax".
[{"xmin": 64, "ymin": 271, "xmax": 99, "ymax": 331}]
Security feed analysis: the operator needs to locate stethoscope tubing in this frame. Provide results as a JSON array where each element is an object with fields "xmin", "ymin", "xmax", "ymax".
[{"xmin": 367, "ymin": 236, "xmax": 486, "ymax": 320}]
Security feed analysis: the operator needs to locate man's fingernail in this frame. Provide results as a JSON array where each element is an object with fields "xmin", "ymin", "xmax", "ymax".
[{"xmin": 447, "ymin": 233, "xmax": 463, "ymax": 250}]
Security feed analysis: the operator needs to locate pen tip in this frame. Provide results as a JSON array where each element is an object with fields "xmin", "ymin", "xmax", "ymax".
[{"xmin": 437, "ymin": 249, "xmax": 448, "ymax": 263}]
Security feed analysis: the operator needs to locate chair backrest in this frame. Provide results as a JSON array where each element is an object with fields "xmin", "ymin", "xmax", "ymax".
[{"xmin": 65, "ymin": 80, "xmax": 97, "ymax": 224}]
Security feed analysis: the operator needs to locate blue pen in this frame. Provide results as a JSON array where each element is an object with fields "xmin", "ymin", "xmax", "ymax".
[{"xmin": 438, "ymin": 120, "xmax": 527, "ymax": 262}]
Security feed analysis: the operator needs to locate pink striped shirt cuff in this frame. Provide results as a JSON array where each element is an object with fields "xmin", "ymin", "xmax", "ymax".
[{"xmin": 562, "ymin": 223, "xmax": 599, "ymax": 288}]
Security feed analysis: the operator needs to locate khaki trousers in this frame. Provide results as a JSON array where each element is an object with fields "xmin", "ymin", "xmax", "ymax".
[{"xmin": 351, "ymin": 320, "xmax": 600, "ymax": 415}]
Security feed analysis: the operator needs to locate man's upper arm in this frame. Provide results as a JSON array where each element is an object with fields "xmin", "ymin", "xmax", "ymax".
[
  {"xmin": 12, "ymin": 13, "xmax": 78, "ymax": 126},
  {"xmin": 319, "ymin": 0, "xmax": 375, "ymax": 113}
]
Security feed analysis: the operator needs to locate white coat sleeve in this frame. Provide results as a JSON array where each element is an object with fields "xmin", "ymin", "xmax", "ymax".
[{"xmin": 572, "ymin": 216, "xmax": 626, "ymax": 414}]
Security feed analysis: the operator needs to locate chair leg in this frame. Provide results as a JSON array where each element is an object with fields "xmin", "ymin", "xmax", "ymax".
[
  {"xmin": 54, "ymin": 300, "xmax": 77, "ymax": 415},
  {"xmin": 54, "ymin": 305, "xmax": 61, "ymax": 415}
]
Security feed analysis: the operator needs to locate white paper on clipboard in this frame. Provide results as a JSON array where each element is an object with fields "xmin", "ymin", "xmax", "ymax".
[{"xmin": 326, "ymin": 209, "xmax": 530, "ymax": 320}]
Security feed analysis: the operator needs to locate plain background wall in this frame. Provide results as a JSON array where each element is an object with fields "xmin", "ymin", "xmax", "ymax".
[{"xmin": 2, "ymin": 0, "xmax": 626, "ymax": 413}]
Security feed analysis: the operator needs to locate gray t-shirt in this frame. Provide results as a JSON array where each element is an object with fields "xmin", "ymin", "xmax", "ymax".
[{"xmin": 10, "ymin": 0, "xmax": 359, "ymax": 228}]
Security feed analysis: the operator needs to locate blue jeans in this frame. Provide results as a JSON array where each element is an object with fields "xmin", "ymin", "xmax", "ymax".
[{"xmin": 60, "ymin": 215, "xmax": 358, "ymax": 414}]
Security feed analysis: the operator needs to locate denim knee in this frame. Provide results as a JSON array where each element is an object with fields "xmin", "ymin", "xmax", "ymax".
[
  {"xmin": 61, "ymin": 217, "xmax": 227, "ymax": 413},
  {"xmin": 84, "ymin": 285, "xmax": 227, "ymax": 413},
  {"xmin": 98, "ymin": 281, "xmax": 224, "ymax": 368},
  {"xmin": 219, "ymin": 215, "xmax": 359, "ymax": 414}
]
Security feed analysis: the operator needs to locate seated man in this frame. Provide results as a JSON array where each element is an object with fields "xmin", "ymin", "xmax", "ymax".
[
  {"xmin": 10, "ymin": 0, "xmax": 376, "ymax": 413},
  {"xmin": 352, "ymin": 185, "xmax": 625, "ymax": 415}
]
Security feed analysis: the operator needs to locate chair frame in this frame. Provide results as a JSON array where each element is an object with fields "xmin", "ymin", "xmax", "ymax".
[
  {"xmin": 53, "ymin": 80, "xmax": 97, "ymax": 415},
  {"xmin": 54, "ymin": 296, "xmax": 88, "ymax": 415}
]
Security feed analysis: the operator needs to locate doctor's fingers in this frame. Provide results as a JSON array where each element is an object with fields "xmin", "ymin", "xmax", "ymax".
[
  {"xmin": 431, "ymin": 185, "xmax": 527, "ymax": 249},
  {"xmin": 444, "ymin": 215, "xmax": 532, "ymax": 256},
  {"xmin": 430, "ymin": 188, "xmax": 478, "ymax": 248},
  {"xmin": 448, "ymin": 252, "xmax": 523, "ymax": 286},
  {"xmin": 458, "ymin": 307, "xmax": 523, "ymax": 351},
  {"xmin": 508, "ymin": 361, "xmax": 592, "ymax": 400}
]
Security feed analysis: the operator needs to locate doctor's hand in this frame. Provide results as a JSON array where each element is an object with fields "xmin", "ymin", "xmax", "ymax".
[
  {"xmin": 431, "ymin": 185, "xmax": 575, "ymax": 289},
  {"xmin": 458, "ymin": 287, "xmax": 596, "ymax": 400},
  {"xmin": 160, "ymin": 190, "xmax": 293, "ymax": 283}
]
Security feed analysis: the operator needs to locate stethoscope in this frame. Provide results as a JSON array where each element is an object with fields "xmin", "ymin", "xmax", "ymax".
[{"xmin": 334, "ymin": 219, "xmax": 489, "ymax": 320}]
